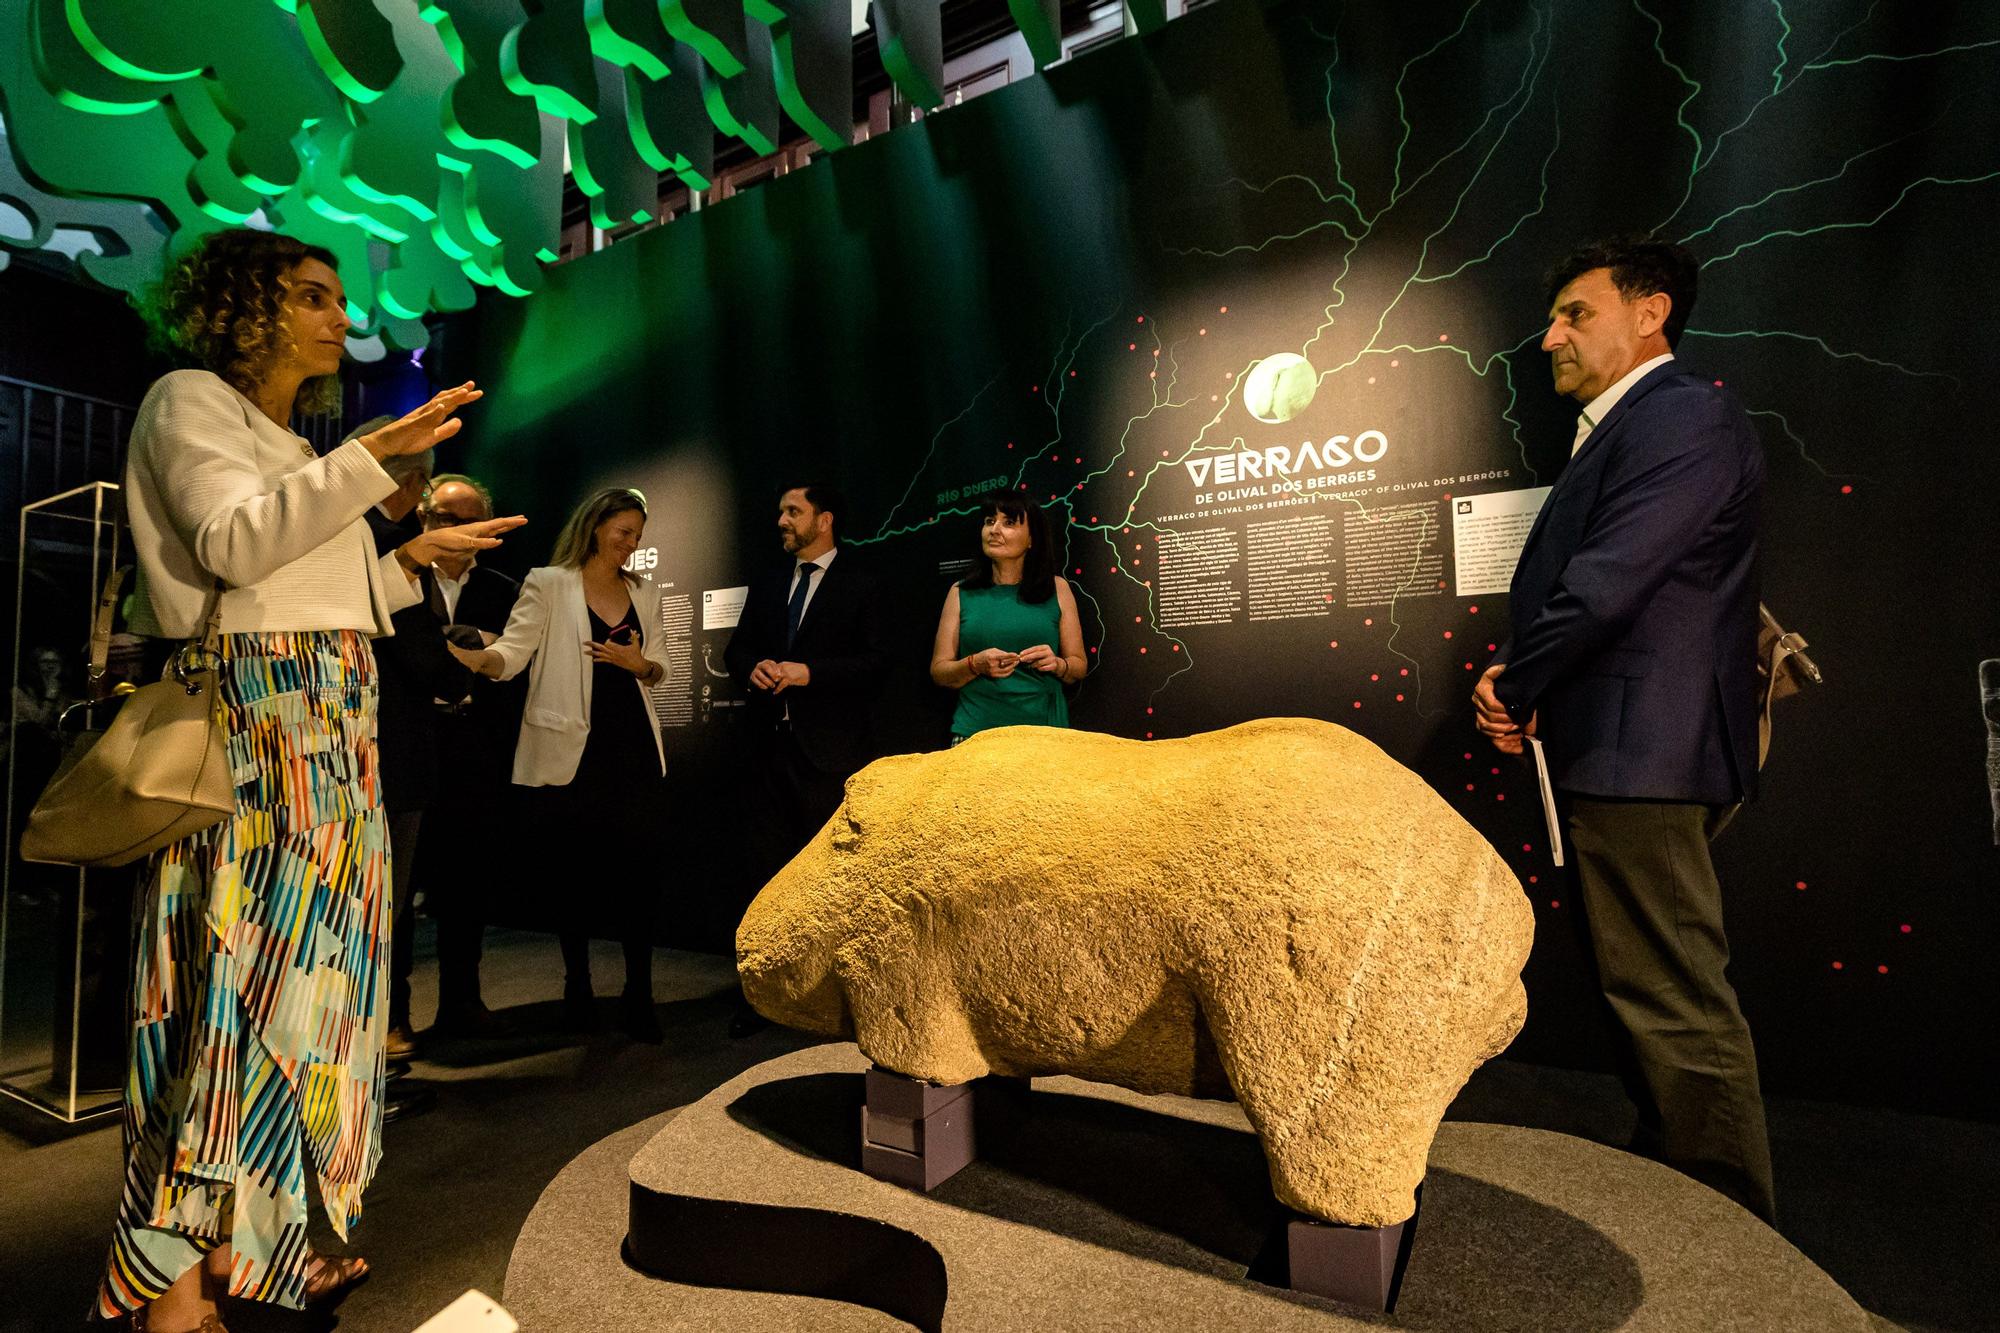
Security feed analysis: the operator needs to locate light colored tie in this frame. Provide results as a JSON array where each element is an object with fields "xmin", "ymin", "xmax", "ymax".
[{"xmin": 1571, "ymin": 410, "xmax": 1596, "ymax": 456}]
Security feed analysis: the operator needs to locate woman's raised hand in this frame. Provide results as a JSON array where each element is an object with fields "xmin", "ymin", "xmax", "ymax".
[
  {"xmin": 358, "ymin": 382, "xmax": 483, "ymax": 462},
  {"xmin": 401, "ymin": 515, "xmax": 526, "ymax": 568}
]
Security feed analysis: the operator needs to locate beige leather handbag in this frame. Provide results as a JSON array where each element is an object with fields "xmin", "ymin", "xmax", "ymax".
[{"xmin": 19, "ymin": 571, "xmax": 233, "ymax": 867}]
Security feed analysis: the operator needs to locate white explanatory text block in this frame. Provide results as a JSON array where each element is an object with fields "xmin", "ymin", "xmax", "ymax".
[
  {"xmin": 1451, "ymin": 487, "xmax": 1551, "ymax": 597},
  {"xmin": 701, "ymin": 586, "xmax": 749, "ymax": 631}
]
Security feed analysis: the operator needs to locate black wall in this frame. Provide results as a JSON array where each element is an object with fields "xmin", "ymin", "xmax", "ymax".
[{"xmin": 458, "ymin": 0, "xmax": 2000, "ymax": 1119}]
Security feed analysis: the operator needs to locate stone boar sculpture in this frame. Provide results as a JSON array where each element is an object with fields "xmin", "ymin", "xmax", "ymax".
[{"xmin": 737, "ymin": 717, "xmax": 1532, "ymax": 1227}]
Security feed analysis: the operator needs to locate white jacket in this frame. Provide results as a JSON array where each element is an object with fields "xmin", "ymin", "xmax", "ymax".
[
  {"xmin": 490, "ymin": 565, "xmax": 672, "ymax": 787},
  {"xmin": 124, "ymin": 369, "xmax": 419, "ymax": 637}
]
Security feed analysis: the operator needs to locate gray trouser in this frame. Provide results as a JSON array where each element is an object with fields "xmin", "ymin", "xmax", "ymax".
[{"xmin": 1567, "ymin": 797, "xmax": 1778, "ymax": 1223}]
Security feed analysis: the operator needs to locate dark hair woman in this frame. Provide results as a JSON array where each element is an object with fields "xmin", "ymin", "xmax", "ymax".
[
  {"xmin": 451, "ymin": 487, "xmax": 673, "ymax": 1040},
  {"xmin": 104, "ymin": 228, "xmax": 522, "ymax": 1331},
  {"xmin": 928, "ymin": 493, "xmax": 1087, "ymax": 742}
]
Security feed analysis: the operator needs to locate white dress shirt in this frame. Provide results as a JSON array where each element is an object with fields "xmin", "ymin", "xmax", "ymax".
[
  {"xmin": 1573, "ymin": 353, "xmax": 1676, "ymax": 455},
  {"xmin": 434, "ymin": 557, "xmax": 476, "ymax": 622},
  {"xmin": 790, "ymin": 544, "xmax": 838, "ymax": 627}
]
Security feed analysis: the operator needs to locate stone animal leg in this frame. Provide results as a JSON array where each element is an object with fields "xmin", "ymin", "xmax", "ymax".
[
  {"xmin": 835, "ymin": 912, "xmax": 990, "ymax": 1088},
  {"xmin": 1194, "ymin": 979, "xmax": 1435, "ymax": 1231}
]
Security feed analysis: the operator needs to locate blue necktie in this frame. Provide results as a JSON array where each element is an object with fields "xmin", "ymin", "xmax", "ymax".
[{"xmin": 785, "ymin": 563, "xmax": 818, "ymax": 650}]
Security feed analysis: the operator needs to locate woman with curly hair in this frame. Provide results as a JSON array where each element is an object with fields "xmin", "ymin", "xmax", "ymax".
[{"xmin": 100, "ymin": 228, "xmax": 523, "ymax": 1332}]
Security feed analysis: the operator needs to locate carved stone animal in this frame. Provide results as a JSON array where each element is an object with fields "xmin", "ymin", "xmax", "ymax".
[{"xmin": 737, "ymin": 717, "xmax": 1533, "ymax": 1226}]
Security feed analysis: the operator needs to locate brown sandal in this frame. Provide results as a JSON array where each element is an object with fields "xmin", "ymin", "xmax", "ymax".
[{"xmin": 300, "ymin": 1250, "xmax": 370, "ymax": 1305}]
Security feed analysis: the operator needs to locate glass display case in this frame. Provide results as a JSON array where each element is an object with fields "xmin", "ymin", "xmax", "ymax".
[{"xmin": 1, "ymin": 481, "xmax": 130, "ymax": 1122}]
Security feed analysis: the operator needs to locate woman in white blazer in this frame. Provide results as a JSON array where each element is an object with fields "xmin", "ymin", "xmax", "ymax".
[
  {"xmin": 453, "ymin": 487, "xmax": 672, "ymax": 1040},
  {"xmin": 103, "ymin": 228, "xmax": 521, "ymax": 1331}
]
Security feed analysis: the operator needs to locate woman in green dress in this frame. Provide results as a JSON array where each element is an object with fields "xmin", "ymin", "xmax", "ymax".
[{"xmin": 929, "ymin": 493, "xmax": 1087, "ymax": 742}]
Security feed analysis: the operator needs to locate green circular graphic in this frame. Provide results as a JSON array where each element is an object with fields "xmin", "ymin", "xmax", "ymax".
[{"xmin": 1243, "ymin": 352, "xmax": 1318, "ymax": 423}]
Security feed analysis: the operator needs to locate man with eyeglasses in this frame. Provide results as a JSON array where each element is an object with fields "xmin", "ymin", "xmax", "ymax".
[{"xmin": 415, "ymin": 473, "xmax": 524, "ymax": 1036}]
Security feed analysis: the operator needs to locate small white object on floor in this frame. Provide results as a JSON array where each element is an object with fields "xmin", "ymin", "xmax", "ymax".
[{"xmin": 412, "ymin": 1289, "xmax": 518, "ymax": 1332}]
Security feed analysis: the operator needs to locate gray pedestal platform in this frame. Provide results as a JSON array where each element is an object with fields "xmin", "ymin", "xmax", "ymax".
[{"xmin": 510, "ymin": 1044, "xmax": 1874, "ymax": 1330}]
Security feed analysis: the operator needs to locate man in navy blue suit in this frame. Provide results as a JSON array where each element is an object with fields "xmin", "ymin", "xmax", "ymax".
[{"xmin": 1473, "ymin": 238, "xmax": 1776, "ymax": 1222}]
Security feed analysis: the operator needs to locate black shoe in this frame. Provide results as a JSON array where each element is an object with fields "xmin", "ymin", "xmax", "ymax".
[
  {"xmin": 564, "ymin": 981, "xmax": 599, "ymax": 1031},
  {"xmin": 383, "ymin": 1084, "xmax": 436, "ymax": 1123},
  {"xmin": 727, "ymin": 1002, "xmax": 771, "ymax": 1040},
  {"xmin": 433, "ymin": 999, "xmax": 501, "ymax": 1039},
  {"xmin": 621, "ymin": 992, "xmax": 663, "ymax": 1044}
]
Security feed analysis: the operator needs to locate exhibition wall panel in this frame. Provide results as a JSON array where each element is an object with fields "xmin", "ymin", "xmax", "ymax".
[{"xmin": 461, "ymin": 0, "xmax": 2000, "ymax": 1118}]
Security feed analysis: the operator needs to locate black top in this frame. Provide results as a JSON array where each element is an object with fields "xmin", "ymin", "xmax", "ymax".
[
  {"xmin": 366, "ymin": 507, "xmax": 471, "ymax": 814},
  {"xmin": 575, "ymin": 601, "xmax": 659, "ymax": 791}
]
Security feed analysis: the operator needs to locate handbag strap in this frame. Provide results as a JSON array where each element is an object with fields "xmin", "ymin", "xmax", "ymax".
[
  {"xmin": 86, "ymin": 566, "xmax": 132, "ymax": 694},
  {"xmin": 85, "ymin": 568, "xmax": 226, "ymax": 696}
]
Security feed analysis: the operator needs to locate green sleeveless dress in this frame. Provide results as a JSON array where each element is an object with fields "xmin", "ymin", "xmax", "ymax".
[{"xmin": 952, "ymin": 583, "xmax": 1069, "ymax": 739}]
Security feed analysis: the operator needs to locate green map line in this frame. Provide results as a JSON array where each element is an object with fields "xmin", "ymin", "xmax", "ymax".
[
  {"xmin": 865, "ymin": 376, "xmax": 999, "ymax": 543},
  {"xmin": 1681, "ymin": 329, "xmax": 1961, "ymax": 387},
  {"xmin": 1635, "ymin": 0, "xmax": 1708, "ymax": 234},
  {"xmin": 1313, "ymin": 8, "xmax": 1550, "ymax": 384},
  {"xmin": 1700, "ymin": 169, "xmax": 2000, "ymax": 268},
  {"xmin": 1300, "ymin": 1, "xmax": 1546, "ymax": 364},
  {"xmin": 1677, "ymin": 118, "xmax": 1943, "ymax": 246},
  {"xmin": 1803, "ymin": 34, "xmax": 2000, "ymax": 70},
  {"xmin": 1748, "ymin": 407, "xmax": 1868, "ymax": 483}
]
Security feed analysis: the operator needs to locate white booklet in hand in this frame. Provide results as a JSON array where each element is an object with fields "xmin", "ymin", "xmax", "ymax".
[{"xmin": 1525, "ymin": 736, "xmax": 1564, "ymax": 867}]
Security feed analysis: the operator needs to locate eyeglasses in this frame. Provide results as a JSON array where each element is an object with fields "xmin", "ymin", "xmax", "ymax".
[{"xmin": 423, "ymin": 512, "xmax": 481, "ymax": 528}]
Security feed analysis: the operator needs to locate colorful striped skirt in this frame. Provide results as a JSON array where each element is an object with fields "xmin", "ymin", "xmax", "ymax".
[{"xmin": 99, "ymin": 630, "xmax": 389, "ymax": 1316}]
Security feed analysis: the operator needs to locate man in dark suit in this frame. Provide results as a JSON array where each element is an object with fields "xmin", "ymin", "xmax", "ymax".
[
  {"xmin": 363, "ymin": 444, "xmax": 471, "ymax": 1079},
  {"xmin": 413, "ymin": 473, "xmax": 523, "ymax": 1036},
  {"xmin": 1473, "ymin": 238, "xmax": 1775, "ymax": 1222},
  {"xmin": 724, "ymin": 481, "xmax": 888, "ymax": 1035}
]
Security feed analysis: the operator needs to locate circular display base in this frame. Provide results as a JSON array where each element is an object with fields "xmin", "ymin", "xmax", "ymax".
[{"xmin": 507, "ymin": 1044, "xmax": 1869, "ymax": 1331}]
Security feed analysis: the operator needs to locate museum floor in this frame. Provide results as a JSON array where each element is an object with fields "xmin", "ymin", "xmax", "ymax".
[{"xmin": 0, "ymin": 927, "xmax": 1990, "ymax": 1333}]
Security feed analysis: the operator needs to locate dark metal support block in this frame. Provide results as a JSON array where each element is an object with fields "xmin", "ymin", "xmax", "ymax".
[
  {"xmin": 1283, "ymin": 1183, "xmax": 1422, "ymax": 1313},
  {"xmin": 862, "ymin": 1066, "xmax": 1022, "ymax": 1192}
]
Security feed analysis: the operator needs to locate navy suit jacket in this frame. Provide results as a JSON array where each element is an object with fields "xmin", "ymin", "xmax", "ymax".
[
  {"xmin": 723, "ymin": 549, "xmax": 889, "ymax": 776},
  {"xmin": 1493, "ymin": 362, "xmax": 1763, "ymax": 804}
]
